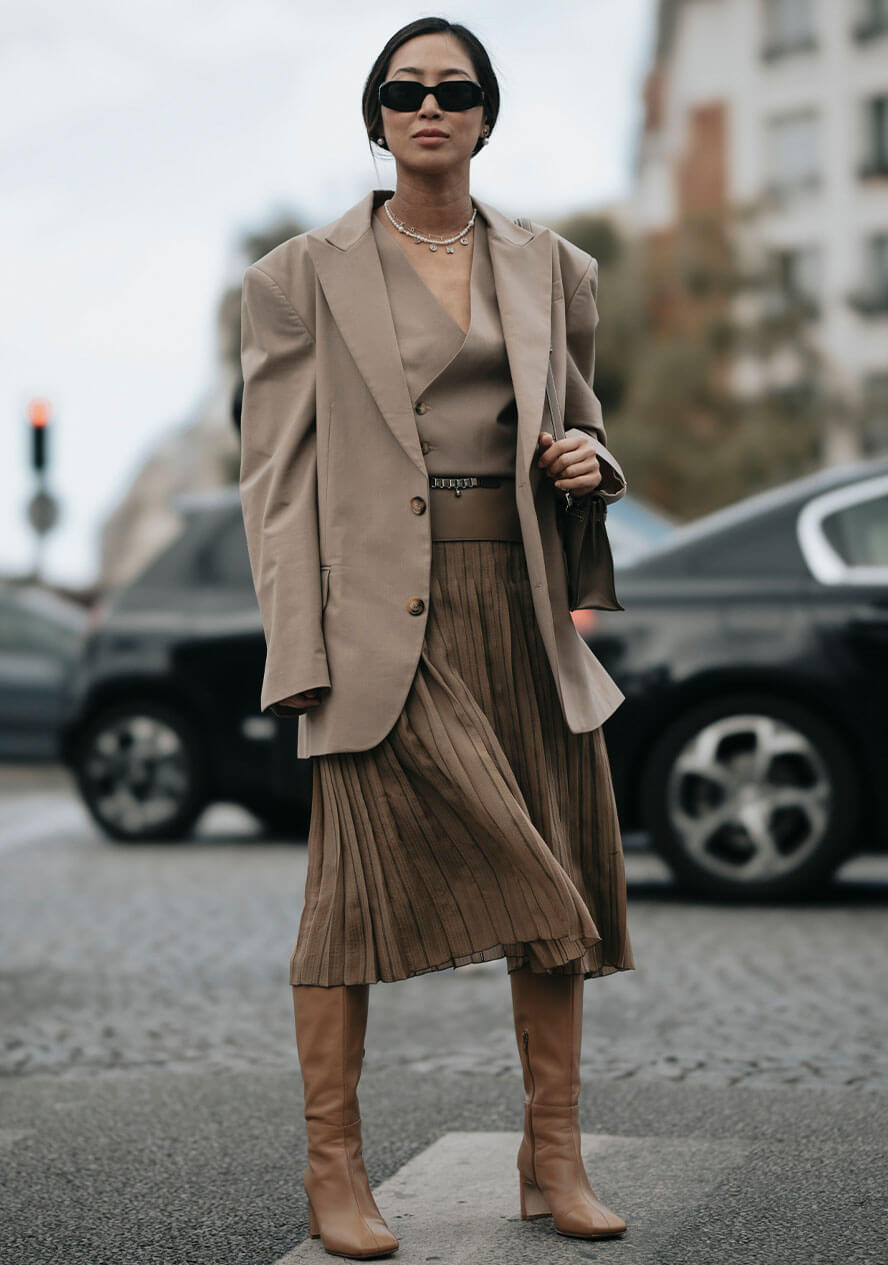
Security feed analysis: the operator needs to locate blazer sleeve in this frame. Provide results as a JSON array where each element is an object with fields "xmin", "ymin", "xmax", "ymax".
[
  {"xmin": 239, "ymin": 262, "xmax": 331, "ymax": 717},
  {"xmin": 563, "ymin": 257, "xmax": 627, "ymax": 505}
]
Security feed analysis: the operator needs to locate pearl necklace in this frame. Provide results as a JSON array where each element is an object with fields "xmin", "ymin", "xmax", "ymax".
[{"xmin": 383, "ymin": 198, "xmax": 475, "ymax": 253}]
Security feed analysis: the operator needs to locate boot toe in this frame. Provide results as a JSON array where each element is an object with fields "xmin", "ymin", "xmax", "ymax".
[
  {"xmin": 322, "ymin": 1222, "xmax": 399, "ymax": 1259},
  {"xmin": 554, "ymin": 1197, "xmax": 627, "ymax": 1238}
]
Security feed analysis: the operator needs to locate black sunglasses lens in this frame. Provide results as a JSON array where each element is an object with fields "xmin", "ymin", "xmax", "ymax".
[
  {"xmin": 379, "ymin": 81, "xmax": 482, "ymax": 112},
  {"xmin": 380, "ymin": 82, "xmax": 422, "ymax": 111},
  {"xmin": 436, "ymin": 82, "xmax": 481, "ymax": 110}
]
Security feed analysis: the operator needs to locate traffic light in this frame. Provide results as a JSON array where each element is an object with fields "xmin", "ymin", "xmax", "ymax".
[{"xmin": 27, "ymin": 398, "xmax": 51, "ymax": 474}]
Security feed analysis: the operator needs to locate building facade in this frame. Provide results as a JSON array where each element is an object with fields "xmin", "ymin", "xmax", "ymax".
[{"xmin": 634, "ymin": 0, "xmax": 888, "ymax": 460}]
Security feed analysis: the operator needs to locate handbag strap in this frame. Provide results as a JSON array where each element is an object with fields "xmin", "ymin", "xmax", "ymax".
[
  {"xmin": 514, "ymin": 215, "xmax": 577, "ymax": 508},
  {"xmin": 513, "ymin": 216, "xmax": 565, "ymax": 446}
]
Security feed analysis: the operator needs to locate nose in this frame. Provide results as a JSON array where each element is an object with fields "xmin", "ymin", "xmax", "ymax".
[{"xmin": 419, "ymin": 91, "xmax": 443, "ymax": 116}]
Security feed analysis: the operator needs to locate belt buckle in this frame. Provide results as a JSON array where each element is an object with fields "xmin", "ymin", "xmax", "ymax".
[{"xmin": 432, "ymin": 474, "xmax": 480, "ymax": 497}]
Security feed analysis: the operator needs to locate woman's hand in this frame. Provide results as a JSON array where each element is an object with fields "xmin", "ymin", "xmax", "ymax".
[
  {"xmin": 536, "ymin": 429, "xmax": 609, "ymax": 497},
  {"xmin": 277, "ymin": 687, "xmax": 329, "ymax": 715}
]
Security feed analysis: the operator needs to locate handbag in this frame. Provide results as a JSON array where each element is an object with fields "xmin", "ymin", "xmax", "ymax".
[{"xmin": 514, "ymin": 217, "xmax": 624, "ymax": 612}]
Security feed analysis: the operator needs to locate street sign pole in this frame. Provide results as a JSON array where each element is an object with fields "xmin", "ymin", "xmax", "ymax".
[{"xmin": 26, "ymin": 398, "xmax": 60, "ymax": 584}]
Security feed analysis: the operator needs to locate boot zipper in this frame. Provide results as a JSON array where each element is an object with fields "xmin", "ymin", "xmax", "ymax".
[{"xmin": 521, "ymin": 1029, "xmax": 535, "ymax": 1166}]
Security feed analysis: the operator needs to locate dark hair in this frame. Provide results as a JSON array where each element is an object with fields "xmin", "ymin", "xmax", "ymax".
[{"xmin": 362, "ymin": 17, "xmax": 500, "ymax": 160}]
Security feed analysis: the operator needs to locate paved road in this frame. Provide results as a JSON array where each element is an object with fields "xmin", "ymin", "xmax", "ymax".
[{"xmin": 1, "ymin": 766, "xmax": 886, "ymax": 1263}]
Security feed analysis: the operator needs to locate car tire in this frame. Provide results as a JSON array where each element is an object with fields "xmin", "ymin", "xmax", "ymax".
[
  {"xmin": 640, "ymin": 693, "xmax": 860, "ymax": 900},
  {"xmin": 72, "ymin": 700, "xmax": 208, "ymax": 843}
]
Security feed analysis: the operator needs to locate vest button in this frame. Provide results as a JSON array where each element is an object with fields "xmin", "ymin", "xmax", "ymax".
[
  {"xmin": 407, "ymin": 597, "xmax": 425, "ymax": 615},
  {"xmin": 415, "ymin": 400, "xmax": 429, "ymax": 415},
  {"xmin": 410, "ymin": 496, "xmax": 426, "ymax": 515}
]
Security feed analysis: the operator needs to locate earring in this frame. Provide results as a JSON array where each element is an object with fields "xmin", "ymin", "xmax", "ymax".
[{"xmin": 376, "ymin": 135, "xmax": 387, "ymax": 148}]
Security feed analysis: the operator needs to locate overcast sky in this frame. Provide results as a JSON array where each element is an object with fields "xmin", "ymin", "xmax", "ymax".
[{"xmin": 1, "ymin": 0, "xmax": 656, "ymax": 586}]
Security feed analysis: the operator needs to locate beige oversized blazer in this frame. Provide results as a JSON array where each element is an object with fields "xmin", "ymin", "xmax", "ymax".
[{"xmin": 239, "ymin": 187, "xmax": 628, "ymax": 758}]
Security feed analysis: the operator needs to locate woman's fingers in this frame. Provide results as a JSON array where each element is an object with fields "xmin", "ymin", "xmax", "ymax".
[
  {"xmin": 537, "ymin": 430, "xmax": 590, "ymax": 474},
  {"xmin": 555, "ymin": 456, "xmax": 601, "ymax": 488},
  {"xmin": 537, "ymin": 434, "xmax": 602, "ymax": 491},
  {"xmin": 279, "ymin": 689, "xmax": 326, "ymax": 712}
]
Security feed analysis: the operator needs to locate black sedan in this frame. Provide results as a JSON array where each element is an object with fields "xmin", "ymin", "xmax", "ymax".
[{"xmin": 584, "ymin": 453, "xmax": 888, "ymax": 899}]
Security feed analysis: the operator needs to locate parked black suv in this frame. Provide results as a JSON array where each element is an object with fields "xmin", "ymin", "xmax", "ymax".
[{"xmin": 59, "ymin": 490, "xmax": 311, "ymax": 842}]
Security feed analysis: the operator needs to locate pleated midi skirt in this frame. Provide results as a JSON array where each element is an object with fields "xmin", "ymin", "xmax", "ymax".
[{"xmin": 289, "ymin": 539, "xmax": 636, "ymax": 987}]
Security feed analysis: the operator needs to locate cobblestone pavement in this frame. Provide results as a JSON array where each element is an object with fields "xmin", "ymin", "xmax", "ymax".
[{"xmin": 2, "ymin": 767, "xmax": 886, "ymax": 1091}]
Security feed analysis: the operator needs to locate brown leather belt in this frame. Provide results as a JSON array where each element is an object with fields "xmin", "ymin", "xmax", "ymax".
[{"xmin": 428, "ymin": 476, "xmax": 523, "ymax": 541}]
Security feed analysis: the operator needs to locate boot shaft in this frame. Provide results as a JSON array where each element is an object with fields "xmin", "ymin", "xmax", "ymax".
[
  {"xmin": 510, "ymin": 968, "xmax": 584, "ymax": 1110},
  {"xmin": 292, "ymin": 983, "xmax": 370, "ymax": 1127}
]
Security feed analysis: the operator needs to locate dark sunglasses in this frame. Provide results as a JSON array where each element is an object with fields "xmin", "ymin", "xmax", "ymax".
[{"xmin": 378, "ymin": 79, "xmax": 484, "ymax": 113}]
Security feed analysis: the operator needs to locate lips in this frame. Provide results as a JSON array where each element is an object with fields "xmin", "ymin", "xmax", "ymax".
[{"xmin": 414, "ymin": 130, "xmax": 448, "ymax": 138}]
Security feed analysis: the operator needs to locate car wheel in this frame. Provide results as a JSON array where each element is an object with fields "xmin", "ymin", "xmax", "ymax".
[
  {"xmin": 640, "ymin": 693, "xmax": 860, "ymax": 899},
  {"xmin": 73, "ymin": 700, "xmax": 208, "ymax": 842}
]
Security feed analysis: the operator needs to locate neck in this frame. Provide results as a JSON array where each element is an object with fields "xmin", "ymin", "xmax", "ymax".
[{"xmin": 384, "ymin": 173, "xmax": 473, "ymax": 234}]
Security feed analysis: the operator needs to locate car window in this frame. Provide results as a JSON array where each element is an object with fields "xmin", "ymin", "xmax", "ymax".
[
  {"xmin": 821, "ymin": 494, "xmax": 888, "ymax": 567},
  {"xmin": 0, "ymin": 603, "xmax": 80, "ymax": 659},
  {"xmin": 193, "ymin": 514, "xmax": 254, "ymax": 587}
]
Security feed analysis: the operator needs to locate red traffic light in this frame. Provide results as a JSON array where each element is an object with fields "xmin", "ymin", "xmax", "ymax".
[{"xmin": 28, "ymin": 398, "xmax": 52, "ymax": 428}]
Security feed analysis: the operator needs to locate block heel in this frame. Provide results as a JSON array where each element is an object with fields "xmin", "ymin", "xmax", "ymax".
[
  {"xmin": 519, "ymin": 1175, "xmax": 551, "ymax": 1219},
  {"xmin": 307, "ymin": 1196, "xmax": 320, "ymax": 1238}
]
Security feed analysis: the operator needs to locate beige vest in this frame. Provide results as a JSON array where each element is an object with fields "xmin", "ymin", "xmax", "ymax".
[{"xmin": 371, "ymin": 212, "xmax": 518, "ymax": 477}]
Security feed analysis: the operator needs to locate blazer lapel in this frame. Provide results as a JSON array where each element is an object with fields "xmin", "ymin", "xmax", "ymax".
[
  {"xmin": 475, "ymin": 195, "xmax": 554, "ymax": 485},
  {"xmin": 306, "ymin": 188, "xmax": 553, "ymax": 485},
  {"xmin": 306, "ymin": 190, "xmax": 425, "ymax": 477}
]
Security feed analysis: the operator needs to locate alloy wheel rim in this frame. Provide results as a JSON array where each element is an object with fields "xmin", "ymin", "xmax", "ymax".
[
  {"xmin": 82, "ymin": 713, "xmax": 191, "ymax": 833},
  {"xmin": 666, "ymin": 713, "xmax": 831, "ymax": 882}
]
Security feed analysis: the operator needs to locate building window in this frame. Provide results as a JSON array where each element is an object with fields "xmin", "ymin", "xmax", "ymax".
[
  {"xmin": 849, "ymin": 234, "xmax": 888, "ymax": 314},
  {"xmin": 772, "ymin": 245, "xmax": 821, "ymax": 314},
  {"xmin": 765, "ymin": 110, "xmax": 820, "ymax": 194},
  {"xmin": 854, "ymin": 0, "xmax": 888, "ymax": 42},
  {"xmin": 860, "ymin": 95, "xmax": 888, "ymax": 178},
  {"xmin": 762, "ymin": 0, "xmax": 817, "ymax": 59}
]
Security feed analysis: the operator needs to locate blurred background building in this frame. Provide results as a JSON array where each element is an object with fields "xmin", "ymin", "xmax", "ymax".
[{"xmin": 634, "ymin": 0, "xmax": 888, "ymax": 463}]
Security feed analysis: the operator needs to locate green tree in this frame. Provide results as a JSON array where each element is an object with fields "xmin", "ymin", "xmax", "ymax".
[{"xmin": 552, "ymin": 202, "xmax": 830, "ymax": 519}]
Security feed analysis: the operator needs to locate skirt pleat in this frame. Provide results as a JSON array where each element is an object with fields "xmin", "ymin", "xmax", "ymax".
[{"xmin": 289, "ymin": 539, "xmax": 636, "ymax": 986}]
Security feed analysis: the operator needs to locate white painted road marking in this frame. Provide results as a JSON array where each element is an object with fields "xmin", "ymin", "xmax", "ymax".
[
  {"xmin": 0, "ymin": 796, "xmax": 88, "ymax": 855},
  {"xmin": 273, "ymin": 1130, "xmax": 750, "ymax": 1263}
]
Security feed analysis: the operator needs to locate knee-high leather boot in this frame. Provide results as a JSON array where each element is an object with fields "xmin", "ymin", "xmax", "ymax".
[
  {"xmin": 509, "ymin": 966, "xmax": 627, "ymax": 1238},
  {"xmin": 291, "ymin": 983, "xmax": 399, "ymax": 1259}
]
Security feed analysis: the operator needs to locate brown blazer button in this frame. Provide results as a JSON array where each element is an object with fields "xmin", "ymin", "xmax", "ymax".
[
  {"xmin": 420, "ymin": 440, "xmax": 431, "ymax": 454},
  {"xmin": 415, "ymin": 400, "xmax": 429, "ymax": 414},
  {"xmin": 410, "ymin": 496, "xmax": 426, "ymax": 515},
  {"xmin": 407, "ymin": 597, "xmax": 425, "ymax": 615}
]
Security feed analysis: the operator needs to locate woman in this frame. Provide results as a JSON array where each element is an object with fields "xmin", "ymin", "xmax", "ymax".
[{"xmin": 239, "ymin": 16, "xmax": 635, "ymax": 1259}]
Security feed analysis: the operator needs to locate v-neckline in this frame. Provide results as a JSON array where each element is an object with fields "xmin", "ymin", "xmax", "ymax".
[{"xmin": 373, "ymin": 205, "xmax": 479, "ymax": 340}]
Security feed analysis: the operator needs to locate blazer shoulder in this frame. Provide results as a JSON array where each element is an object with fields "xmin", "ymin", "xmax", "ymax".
[
  {"xmin": 244, "ymin": 233, "xmax": 317, "ymax": 329},
  {"xmin": 546, "ymin": 229, "xmax": 597, "ymax": 302},
  {"xmin": 513, "ymin": 214, "xmax": 597, "ymax": 300}
]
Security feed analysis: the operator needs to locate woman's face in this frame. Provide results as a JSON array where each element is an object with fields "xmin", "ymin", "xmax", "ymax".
[{"xmin": 379, "ymin": 32, "xmax": 485, "ymax": 174}]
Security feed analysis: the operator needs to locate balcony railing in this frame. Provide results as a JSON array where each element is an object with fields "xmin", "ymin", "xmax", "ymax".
[
  {"xmin": 854, "ymin": 17, "xmax": 888, "ymax": 43},
  {"xmin": 848, "ymin": 288, "xmax": 888, "ymax": 316},
  {"xmin": 761, "ymin": 34, "xmax": 818, "ymax": 62},
  {"xmin": 859, "ymin": 159, "xmax": 888, "ymax": 180}
]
